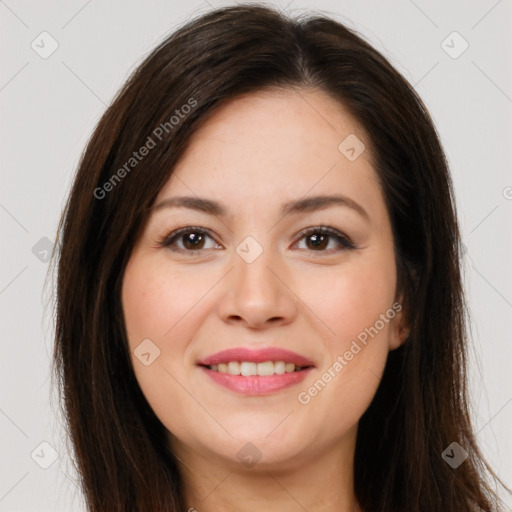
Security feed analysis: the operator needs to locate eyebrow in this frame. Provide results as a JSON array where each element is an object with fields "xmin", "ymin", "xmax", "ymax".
[{"xmin": 152, "ymin": 194, "xmax": 370, "ymax": 221}]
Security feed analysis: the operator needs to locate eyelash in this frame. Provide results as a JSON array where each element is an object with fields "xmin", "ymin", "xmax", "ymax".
[{"xmin": 156, "ymin": 225, "xmax": 356, "ymax": 255}]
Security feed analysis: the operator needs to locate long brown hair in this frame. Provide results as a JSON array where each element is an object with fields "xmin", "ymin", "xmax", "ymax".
[{"xmin": 50, "ymin": 4, "xmax": 508, "ymax": 511}]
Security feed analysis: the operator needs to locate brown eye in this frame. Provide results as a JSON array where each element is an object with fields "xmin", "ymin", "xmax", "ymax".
[
  {"xmin": 179, "ymin": 232, "xmax": 206, "ymax": 250},
  {"xmin": 158, "ymin": 225, "xmax": 355, "ymax": 255},
  {"xmin": 159, "ymin": 227, "xmax": 220, "ymax": 252},
  {"xmin": 295, "ymin": 227, "xmax": 355, "ymax": 252},
  {"xmin": 304, "ymin": 232, "xmax": 329, "ymax": 250}
]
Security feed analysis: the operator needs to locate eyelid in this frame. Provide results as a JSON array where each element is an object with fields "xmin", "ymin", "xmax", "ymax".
[
  {"xmin": 294, "ymin": 225, "xmax": 356, "ymax": 250},
  {"xmin": 158, "ymin": 225, "xmax": 356, "ymax": 253},
  {"xmin": 157, "ymin": 226, "xmax": 218, "ymax": 250}
]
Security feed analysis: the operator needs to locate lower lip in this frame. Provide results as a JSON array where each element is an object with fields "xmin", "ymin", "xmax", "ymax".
[{"xmin": 200, "ymin": 366, "xmax": 314, "ymax": 395}]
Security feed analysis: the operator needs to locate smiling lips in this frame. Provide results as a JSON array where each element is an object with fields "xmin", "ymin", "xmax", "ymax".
[{"xmin": 197, "ymin": 347, "xmax": 315, "ymax": 395}]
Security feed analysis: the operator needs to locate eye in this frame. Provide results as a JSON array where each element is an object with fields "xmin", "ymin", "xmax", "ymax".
[
  {"xmin": 157, "ymin": 226, "xmax": 221, "ymax": 253},
  {"xmin": 158, "ymin": 225, "xmax": 356, "ymax": 255},
  {"xmin": 294, "ymin": 226, "xmax": 356, "ymax": 252}
]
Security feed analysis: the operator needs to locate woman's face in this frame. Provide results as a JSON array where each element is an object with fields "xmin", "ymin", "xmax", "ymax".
[{"xmin": 121, "ymin": 87, "xmax": 408, "ymax": 471}]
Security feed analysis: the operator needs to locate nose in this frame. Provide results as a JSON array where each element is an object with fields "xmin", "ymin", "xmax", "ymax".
[{"xmin": 216, "ymin": 242, "xmax": 298, "ymax": 329}]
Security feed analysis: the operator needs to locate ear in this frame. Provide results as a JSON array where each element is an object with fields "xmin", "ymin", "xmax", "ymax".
[{"xmin": 388, "ymin": 298, "xmax": 410, "ymax": 351}]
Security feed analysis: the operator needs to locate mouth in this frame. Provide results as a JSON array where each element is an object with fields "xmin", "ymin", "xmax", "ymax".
[
  {"xmin": 197, "ymin": 347, "xmax": 315, "ymax": 395},
  {"xmin": 200, "ymin": 361, "xmax": 312, "ymax": 375}
]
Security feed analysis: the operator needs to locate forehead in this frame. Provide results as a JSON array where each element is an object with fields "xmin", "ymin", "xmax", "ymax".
[{"xmin": 154, "ymin": 87, "xmax": 382, "ymax": 218}]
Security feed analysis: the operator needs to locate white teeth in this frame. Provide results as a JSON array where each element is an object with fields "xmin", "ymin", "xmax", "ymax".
[
  {"xmin": 257, "ymin": 361, "xmax": 274, "ymax": 376},
  {"xmin": 240, "ymin": 361, "xmax": 257, "ymax": 376},
  {"xmin": 208, "ymin": 360, "xmax": 305, "ymax": 375},
  {"xmin": 274, "ymin": 361, "xmax": 286, "ymax": 374},
  {"xmin": 227, "ymin": 361, "xmax": 240, "ymax": 375}
]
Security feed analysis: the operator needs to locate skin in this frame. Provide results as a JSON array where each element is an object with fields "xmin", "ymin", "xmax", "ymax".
[{"xmin": 121, "ymin": 87, "xmax": 409, "ymax": 512}]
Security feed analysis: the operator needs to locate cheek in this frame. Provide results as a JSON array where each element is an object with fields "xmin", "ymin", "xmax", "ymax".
[
  {"xmin": 121, "ymin": 256, "xmax": 192, "ymax": 392},
  {"xmin": 295, "ymin": 251, "xmax": 396, "ymax": 418},
  {"xmin": 121, "ymin": 256, "xmax": 202, "ymax": 426},
  {"xmin": 297, "ymin": 251, "xmax": 397, "ymax": 348},
  {"xmin": 122, "ymin": 255, "xmax": 205, "ymax": 343}
]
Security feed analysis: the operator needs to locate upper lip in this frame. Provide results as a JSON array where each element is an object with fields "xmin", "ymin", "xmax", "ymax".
[{"xmin": 197, "ymin": 347, "xmax": 315, "ymax": 367}]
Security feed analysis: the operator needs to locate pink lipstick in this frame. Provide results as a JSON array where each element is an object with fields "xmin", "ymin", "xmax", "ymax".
[{"xmin": 197, "ymin": 347, "xmax": 315, "ymax": 395}]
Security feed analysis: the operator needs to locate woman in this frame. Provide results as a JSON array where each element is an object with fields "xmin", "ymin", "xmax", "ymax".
[{"xmin": 52, "ymin": 4, "xmax": 508, "ymax": 511}]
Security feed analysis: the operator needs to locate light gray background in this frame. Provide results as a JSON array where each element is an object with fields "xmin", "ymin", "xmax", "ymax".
[{"xmin": 1, "ymin": 1, "xmax": 511, "ymax": 510}]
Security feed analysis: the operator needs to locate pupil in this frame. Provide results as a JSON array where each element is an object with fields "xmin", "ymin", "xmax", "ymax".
[
  {"xmin": 308, "ymin": 233, "xmax": 327, "ymax": 250},
  {"xmin": 181, "ymin": 232, "xmax": 329, "ymax": 251},
  {"xmin": 184, "ymin": 233, "xmax": 203, "ymax": 250}
]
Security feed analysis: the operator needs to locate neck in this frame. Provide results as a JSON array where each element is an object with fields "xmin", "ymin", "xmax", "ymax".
[{"xmin": 171, "ymin": 426, "xmax": 363, "ymax": 512}]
